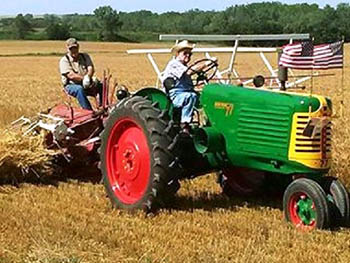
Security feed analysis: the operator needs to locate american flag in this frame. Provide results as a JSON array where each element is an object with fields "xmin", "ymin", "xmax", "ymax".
[{"xmin": 279, "ymin": 41, "xmax": 343, "ymax": 70}]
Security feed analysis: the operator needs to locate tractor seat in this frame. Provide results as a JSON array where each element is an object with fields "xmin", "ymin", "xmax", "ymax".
[
  {"xmin": 163, "ymin": 77, "xmax": 176, "ymax": 93},
  {"xmin": 163, "ymin": 78, "xmax": 182, "ymax": 122},
  {"xmin": 162, "ymin": 77, "xmax": 199, "ymax": 124}
]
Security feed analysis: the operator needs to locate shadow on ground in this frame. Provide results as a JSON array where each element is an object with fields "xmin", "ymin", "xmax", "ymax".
[
  {"xmin": 0, "ymin": 162, "xmax": 102, "ymax": 188},
  {"xmin": 165, "ymin": 191, "xmax": 283, "ymax": 213}
]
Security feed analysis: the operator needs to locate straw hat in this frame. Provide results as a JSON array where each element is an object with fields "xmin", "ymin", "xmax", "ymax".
[{"xmin": 171, "ymin": 40, "xmax": 195, "ymax": 54}]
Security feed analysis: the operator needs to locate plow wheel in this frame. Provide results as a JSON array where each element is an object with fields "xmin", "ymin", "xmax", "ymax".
[
  {"xmin": 283, "ymin": 178, "xmax": 330, "ymax": 230},
  {"xmin": 218, "ymin": 167, "xmax": 265, "ymax": 197},
  {"xmin": 320, "ymin": 176, "xmax": 350, "ymax": 227},
  {"xmin": 99, "ymin": 96, "xmax": 179, "ymax": 212}
]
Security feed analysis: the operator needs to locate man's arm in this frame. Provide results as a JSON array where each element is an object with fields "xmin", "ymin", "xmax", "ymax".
[
  {"xmin": 65, "ymin": 53, "xmax": 95, "ymax": 81},
  {"xmin": 59, "ymin": 56, "xmax": 84, "ymax": 82},
  {"xmin": 186, "ymin": 63, "xmax": 206, "ymax": 75},
  {"xmin": 84, "ymin": 53, "xmax": 95, "ymax": 78},
  {"xmin": 86, "ymin": 65, "xmax": 94, "ymax": 78},
  {"xmin": 164, "ymin": 59, "xmax": 187, "ymax": 80},
  {"xmin": 66, "ymin": 71, "xmax": 83, "ymax": 82}
]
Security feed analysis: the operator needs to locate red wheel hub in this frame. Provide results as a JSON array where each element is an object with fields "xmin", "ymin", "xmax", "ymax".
[
  {"xmin": 288, "ymin": 192, "xmax": 316, "ymax": 230},
  {"xmin": 106, "ymin": 118, "xmax": 150, "ymax": 204}
]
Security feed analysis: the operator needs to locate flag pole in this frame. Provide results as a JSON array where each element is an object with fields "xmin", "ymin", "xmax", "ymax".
[
  {"xmin": 309, "ymin": 72, "xmax": 314, "ymax": 115},
  {"xmin": 309, "ymin": 37, "xmax": 315, "ymax": 115},
  {"xmin": 340, "ymin": 36, "xmax": 345, "ymax": 117}
]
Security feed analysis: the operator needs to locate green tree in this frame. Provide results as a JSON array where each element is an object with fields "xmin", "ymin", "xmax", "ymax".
[
  {"xmin": 335, "ymin": 3, "xmax": 350, "ymax": 42},
  {"xmin": 45, "ymin": 22, "xmax": 71, "ymax": 40},
  {"xmin": 94, "ymin": 6, "xmax": 122, "ymax": 41},
  {"xmin": 12, "ymin": 14, "xmax": 32, "ymax": 39},
  {"xmin": 63, "ymin": 14, "xmax": 95, "ymax": 32},
  {"xmin": 44, "ymin": 15, "xmax": 71, "ymax": 40}
]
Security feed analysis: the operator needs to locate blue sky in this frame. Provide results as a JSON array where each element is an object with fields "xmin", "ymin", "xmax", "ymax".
[{"xmin": 0, "ymin": 0, "xmax": 347, "ymax": 15}]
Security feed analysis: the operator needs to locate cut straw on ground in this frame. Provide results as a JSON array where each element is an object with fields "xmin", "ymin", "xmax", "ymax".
[{"xmin": 0, "ymin": 130, "xmax": 55, "ymax": 182}]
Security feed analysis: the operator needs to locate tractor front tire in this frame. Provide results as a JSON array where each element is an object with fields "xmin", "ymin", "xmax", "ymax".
[
  {"xmin": 283, "ymin": 178, "xmax": 330, "ymax": 230},
  {"xmin": 99, "ymin": 96, "xmax": 178, "ymax": 212},
  {"xmin": 321, "ymin": 176, "xmax": 350, "ymax": 227}
]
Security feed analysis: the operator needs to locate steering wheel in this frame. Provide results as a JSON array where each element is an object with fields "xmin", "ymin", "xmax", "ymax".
[{"xmin": 187, "ymin": 58, "xmax": 218, "ymax": 86}]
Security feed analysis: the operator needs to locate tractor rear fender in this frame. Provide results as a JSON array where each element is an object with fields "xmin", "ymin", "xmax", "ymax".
[{"xmin": 134, "ymin": 87, "xmax": 173, "ymax": 113}]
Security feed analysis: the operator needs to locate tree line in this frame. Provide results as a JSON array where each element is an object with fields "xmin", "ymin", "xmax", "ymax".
[{"xmin": 1, "ymin": 3, "xmax": 350, "ymax": 44}]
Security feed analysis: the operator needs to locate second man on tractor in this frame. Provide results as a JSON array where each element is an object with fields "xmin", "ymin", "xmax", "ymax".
[{"xmin": 59, "ymin": 38, "xmax": 103, "ymax": 110}]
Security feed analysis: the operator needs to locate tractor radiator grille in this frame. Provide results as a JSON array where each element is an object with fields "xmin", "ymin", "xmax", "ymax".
[
  {"xmin": 236, "ymin": 106, "xmax": 290, "ymax": 150},
  {"xmin": 294, "ymin": 115, "xmax": 332, "ymax": 154}
]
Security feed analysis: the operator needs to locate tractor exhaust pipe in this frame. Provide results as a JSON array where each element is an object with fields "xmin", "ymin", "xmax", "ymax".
[
  {"xmin": 278, "ymin": 48, "xmax": 288, "ymax": 91},
  {"xmin": 193, "ymin": 127, "xmax": 224, "ymax": 154}
]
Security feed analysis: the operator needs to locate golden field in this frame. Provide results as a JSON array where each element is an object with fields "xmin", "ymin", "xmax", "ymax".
[{"xmin": 1, "ymin": 40, "xmax": 350, "ymax": 262}]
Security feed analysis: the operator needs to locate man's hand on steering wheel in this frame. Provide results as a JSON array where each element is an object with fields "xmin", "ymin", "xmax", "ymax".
[{"xmin": 186, "ymin": 58, "xmax": 218, "ymax": 86}]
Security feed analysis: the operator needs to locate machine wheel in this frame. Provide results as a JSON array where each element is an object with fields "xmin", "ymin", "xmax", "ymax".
[
  {"xmin": 218, "ymin": 167, "xmax": 265, "ymax": 197},
  {"xmin": 99, "ymin": 96, "xmax": 179, "ymax": 212},
  {"xmin": 283, "ymin": 178, "xmax": 330, "ymax": 230},
  {"xmin": 320, "ymin": 176, "xmax": 350, "ymax": 227}
]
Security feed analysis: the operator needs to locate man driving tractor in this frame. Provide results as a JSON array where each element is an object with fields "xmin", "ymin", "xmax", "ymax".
[
  {"xmin": 163, "ymin": 40, "xmax": 217, "ymax": 131},
  {"xmin": 59, "ymin": 38, "xmax": 103, "ymax": 110}
]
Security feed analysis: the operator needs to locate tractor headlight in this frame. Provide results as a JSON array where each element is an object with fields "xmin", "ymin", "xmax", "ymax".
[{"xmin": 253, "ymin": 75, "xmax": 265, "ymax": 88}]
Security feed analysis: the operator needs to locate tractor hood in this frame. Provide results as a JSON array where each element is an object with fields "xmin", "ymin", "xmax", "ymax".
[
  {"xmin": 201, "ymin": 84, "xmax": 321, "ymax": 115},
  {"xmin": 199, "ymin": 83, "xmax": 331, "ymax": 174}
]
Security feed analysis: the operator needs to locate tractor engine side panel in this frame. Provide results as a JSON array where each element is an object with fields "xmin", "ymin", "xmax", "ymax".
[{"xmin": 200, "ymin": 84, "xmax": 325, "ymax": 174}]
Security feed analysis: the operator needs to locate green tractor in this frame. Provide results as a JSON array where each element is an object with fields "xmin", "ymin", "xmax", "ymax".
[{"xmin": 99, "ymin": 61, "xmax": 348, "ymax": 231}]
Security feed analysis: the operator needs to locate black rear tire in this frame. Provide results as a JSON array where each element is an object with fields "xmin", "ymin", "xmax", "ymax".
[{"xmin": 99, "ymin": 96, "xmax": 179, "ymax": 212}]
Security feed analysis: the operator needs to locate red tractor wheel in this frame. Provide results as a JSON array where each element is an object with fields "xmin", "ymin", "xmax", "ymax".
[
  {"xmin": 218, "ymin": 167, "xmax": 265, "ymax": 197},
  {"xmin": 283, "ymin": 178, "xmax": 330, "ymax": 230},
  {"xmin": 100, "ymin": 96, "xmax": 179, "ymax": 211}
]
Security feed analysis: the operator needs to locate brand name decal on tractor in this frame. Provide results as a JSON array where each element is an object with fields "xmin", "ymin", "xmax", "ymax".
[{"xmin": 214, "ymin": 102, "xmax": 234, "ymax": 116}]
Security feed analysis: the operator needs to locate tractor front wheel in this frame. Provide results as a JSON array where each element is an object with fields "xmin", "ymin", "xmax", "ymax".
[
  {"xmin": 283, "ymin": 178, "xmax": 330, "ymax": 230},
  {"xmin": 320, "ymin": 176, "xmax": 350, "ymax": 227},
  {"xmin": 99, "ymin": 96, "xmax": 178, "ymax": 212}
]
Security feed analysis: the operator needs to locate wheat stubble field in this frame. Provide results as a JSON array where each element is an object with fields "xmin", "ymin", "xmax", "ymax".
[{"xmin": 1, "ymin": 41, "xmax": 350, "ymax": 263}]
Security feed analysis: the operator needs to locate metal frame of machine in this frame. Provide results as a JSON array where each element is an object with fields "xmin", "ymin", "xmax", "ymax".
[{"xmin": 127, "ymin": 33, "xmax": 311, "ymax": 89}]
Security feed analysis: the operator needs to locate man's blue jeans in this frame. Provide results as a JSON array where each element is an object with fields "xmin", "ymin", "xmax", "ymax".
[
  {"xmin": 169, "ymin": 88, "xmax": 198, "ymax": 123},
  {"xmin": 65, "ymin": 83, "xmax": 103, "ymax": 110}
]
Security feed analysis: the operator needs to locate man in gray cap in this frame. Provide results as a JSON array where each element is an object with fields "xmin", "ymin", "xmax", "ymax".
[{"xmin": 59, "ymin": 38, "xmax": 102, "ymax": 110}]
